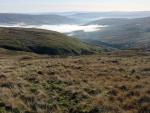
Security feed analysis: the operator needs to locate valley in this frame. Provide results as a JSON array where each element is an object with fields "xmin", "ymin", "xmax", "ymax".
[
  {"xmin": 1, "ymin": 12, "xmax": 150, "ymax": 51},
  {"xmin": 0, "ymin": 11, "xmax": 150, "ymax": 113}
]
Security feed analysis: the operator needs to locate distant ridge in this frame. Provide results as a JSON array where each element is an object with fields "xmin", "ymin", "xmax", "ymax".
[
  {"xmin": 69, "ymin": 11, "xmax": 150, "ymax": 19},
  {"xmin": 0, "ymin": 13, "xmax": 77, "ymax": 25}
]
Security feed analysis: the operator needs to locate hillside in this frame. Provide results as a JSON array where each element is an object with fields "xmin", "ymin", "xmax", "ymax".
[
  {"xmin": 72, "ymin": 17, "xmax": 150, "ymax": 50},
  {"xmin": 0, "ymin": 51, "xmax": 149, "ymax": 113},
  {"xmin": 0, "ymin": 13, "xmax": 77, "ymax": 25},
  {"xmin": 92, "ymin": 17, "xmax": 150, "ymax": 50},
  {"xmin": 0, "ymin": 27, "xmax": 99, "ymax": 55}
]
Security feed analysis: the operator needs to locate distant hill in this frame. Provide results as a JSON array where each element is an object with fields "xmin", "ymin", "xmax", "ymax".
[
  {"xmin": 70, "ymin": 11, "xmax": 150, "ymax": 19},
  {"xmin": 87, "ymin": 18, "xmax": 130, "ymax": 26},
  {"xmin": 1, "ymin": 12, "xmax": 150, "ymax": 25},
  {"xmin": 88, "ymin": 17, "xmax": 150, "ymax": 26},
  {"xmin": 0, "ymin": 13, "xmax": 77, "ymax": 25},
  {"xmin": 72, "ymin": 17, "xmax": 150, "ymax": 50},
  {"xmin": 93, "ymin": 17, "xmax": 150, "ymax": 50},
  {"xmin": 0, "ymin": 27, "xmax": 100, "ymax": 55}
]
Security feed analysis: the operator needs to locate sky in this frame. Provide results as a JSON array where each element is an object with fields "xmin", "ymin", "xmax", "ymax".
[{"xmin": 0, "ymin": 0, "xmax": 150, "ymax": 13}]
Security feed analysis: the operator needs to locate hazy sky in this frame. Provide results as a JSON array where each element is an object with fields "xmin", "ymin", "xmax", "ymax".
[{"xmin": 0, "ymin": 0, "xmax": 150, "ymax": 13}]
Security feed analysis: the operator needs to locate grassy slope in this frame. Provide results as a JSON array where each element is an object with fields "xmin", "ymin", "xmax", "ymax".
[
  {"xmin": 0, "ymin": 51, "xmax": 149, "ymax": 113},
  {"xmin": 0, "ymin": 27, "xmax": 99, "ymax": 55}
]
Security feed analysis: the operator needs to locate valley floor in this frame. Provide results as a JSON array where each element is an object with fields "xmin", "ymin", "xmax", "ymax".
[{"xmin": 0, "ymin": 51, "xmax": 150, "ymax": 113}]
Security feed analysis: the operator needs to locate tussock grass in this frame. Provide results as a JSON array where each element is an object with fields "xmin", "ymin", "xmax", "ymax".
[{"xmin": 0, "ymin": 51, "xmax": 150, "ymax": 113}]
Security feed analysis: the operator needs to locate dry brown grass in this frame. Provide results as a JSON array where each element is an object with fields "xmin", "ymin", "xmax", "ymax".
[{"xmin": 0, "ymin": 51, "xmax": 150, "ymax": 113}]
